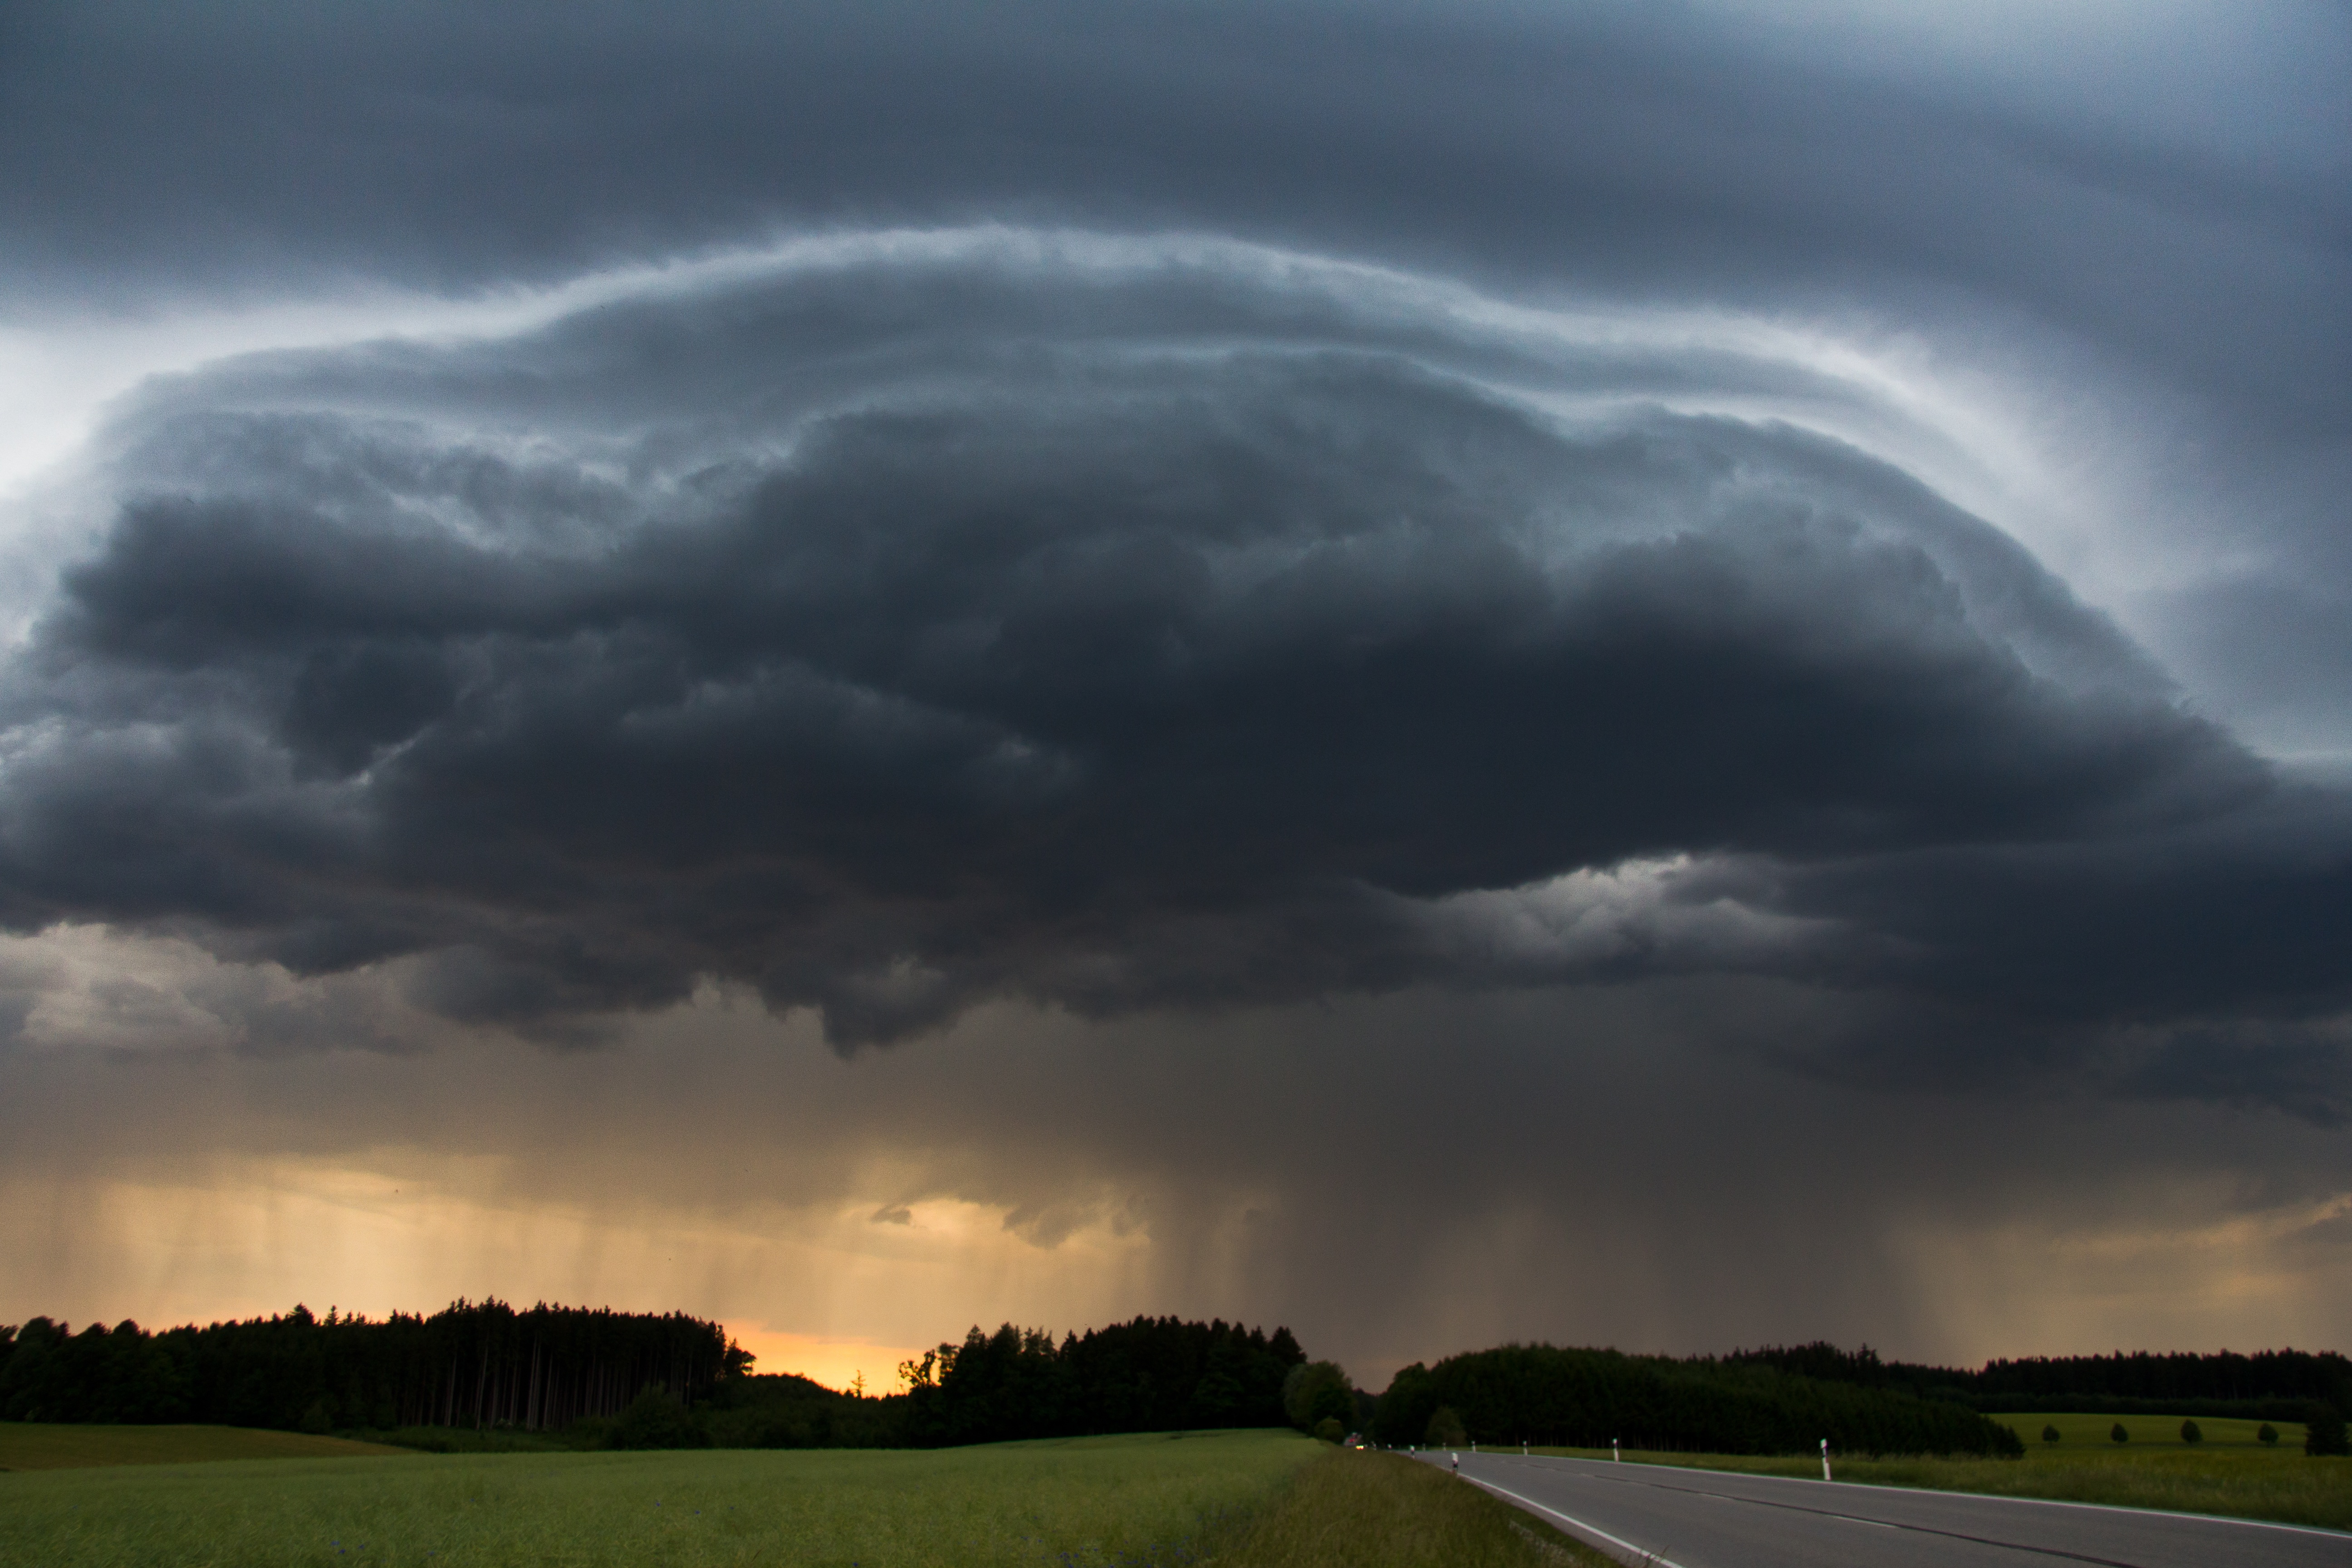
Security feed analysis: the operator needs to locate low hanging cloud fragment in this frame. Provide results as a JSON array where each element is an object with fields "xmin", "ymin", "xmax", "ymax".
[{"xmin": 0, "ymin": 236, "xmax": 2344, "ymax": 1105}]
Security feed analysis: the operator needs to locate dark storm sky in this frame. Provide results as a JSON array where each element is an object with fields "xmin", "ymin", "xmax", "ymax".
[{"xmin": 0, "ymin": 0, "xmax": 2345, "ymax": 1376}]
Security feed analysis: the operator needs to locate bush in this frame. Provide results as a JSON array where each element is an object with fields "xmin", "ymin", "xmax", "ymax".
[
  {"xmin": 567, "ymin": 1416, "xmax": 617, "ymax": 1449},
  {"xmin": 1313, "ymin": 1416, "xmax": 1343, "ymax": 1443},
  {"xmin": 2179, "ymin": 1419, "xmax": 2201, "ymax": 1444},
  {"xmin": 2041, "ymin": 1424, "xmax": 2060, "ymax": 1444},
  {"xmin": 2306, "ymin": 1405, "xmax": 2349, "ymax": 1457},
  {"xmin": 614, "ymin": 1387, "xmax": 702, "ymax": 1450},
  {"xmin": 2109, "ymin": 1423, "xmax": 2129, "ymax": 1444},
  {"xmin": 1425, "ymin": 1406, "xmax": 1468, "ymax": 1447},
  {"xmin": 373, "ymin": 1424, "xmax": 579, "ymax": 1454},
  {"xmin": 2258, "ymin": 1423, "xmax": 2279, "ymax": 1446},
  {"xmin": 1282, "ymin": 1362, "xmax": 1356, "ymax": 1433}
]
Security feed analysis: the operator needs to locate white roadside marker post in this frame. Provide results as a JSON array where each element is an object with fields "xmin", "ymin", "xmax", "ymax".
[
  {"xmin": 1820, "ymin": 1439, "xmax": 1832, "ymax": 1481},
  {"xmin": 1612, "ymin": 1438, "xmax": 1620, "ymax": 1462}
]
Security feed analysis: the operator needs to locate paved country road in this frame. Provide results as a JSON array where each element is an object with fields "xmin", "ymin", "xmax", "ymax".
[{"xmin": 1407, "ymin": 1450, "xmax": 2352, "ymax": 1568}]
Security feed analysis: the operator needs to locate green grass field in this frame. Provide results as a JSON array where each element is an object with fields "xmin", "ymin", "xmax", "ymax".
[
  {"xmin": 0, "ymin": 1424, "xmax": 412, "ymax": 1471},
  {"xmin": 1991, "ymin": 1411, "xmax": 2303, "ymax": 1449},
  {"xmin": 0, "ymin": 1429, "xmax": 1328, "ymax": 1568},
  {"xmin": 1524, "ymin": 1430, "xmax": 2352, "ymax": 1533}
]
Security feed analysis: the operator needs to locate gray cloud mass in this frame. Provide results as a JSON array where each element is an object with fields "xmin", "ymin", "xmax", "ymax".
[
  {"xmin": 0, "ymin": 246, "xmax": 2339, "ymax": 1108},
  {"xmin": 0, "ymin": 1, "xmax": 2347, "ymax": 1363}
]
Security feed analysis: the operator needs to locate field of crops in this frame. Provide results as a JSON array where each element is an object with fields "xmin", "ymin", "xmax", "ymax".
[
  {"xmin": 0, "ymin": 1424, "xmax": 411, "ymax": 1471},
  {"xmin": 0, "ymin": 1429, "xmax": 1326, "ymax": 1568}
]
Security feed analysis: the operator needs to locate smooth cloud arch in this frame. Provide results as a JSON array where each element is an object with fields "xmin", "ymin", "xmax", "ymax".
[{"xmin": 0, "ymin": 229, "xmax": 2327, "ymax": 1061}]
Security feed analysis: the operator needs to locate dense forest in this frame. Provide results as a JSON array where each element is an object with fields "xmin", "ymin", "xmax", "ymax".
[
  {"xmin": 9, "ymin": 1303, "xmax": 2345, "ymax": 1459},
  {"xmin": 1726, "ymin": 1342, "xmax": 2352, "ymax": 1425},
  {"xmin": 0, "ymin": 1307, "xmax": 1306, "ymax": 1451},
  {"xmin": 700, "ymin": 1316, "xmax": 1308, "ymax": 1449},
  {"xmin": 0, "ymin": 1301, "xmax": 740, "ymax": 1431},
  {"xmin": 1373, "ymin": 1344, "xmax": 2024, "ymax": 1456}
]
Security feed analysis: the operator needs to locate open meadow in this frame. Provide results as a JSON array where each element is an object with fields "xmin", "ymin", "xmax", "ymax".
[
  {"xmin": 0, "ymin": 1429, "xmax": 1597, "ymax": 1568},
  {"xmin": 1526, "ymin": 1424, "xmax": 2352, "ymax": 1532}
]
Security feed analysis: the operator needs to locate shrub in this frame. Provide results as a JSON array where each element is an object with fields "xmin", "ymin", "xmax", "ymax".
[
  {"xmin": 2306, "ymin": 1405, "xmax": 2349, "ymax": 1457},
  {"xmin": 1313, "ymin": 1416, "xmax": 1343, "ymax": 1443},
  {"xmin": 1425, "ymin": 1406, "xmax": 1468, "ymax": 1447},
  {"xmin": 2258, "ymin": 1423, "xmax": 2279, "ymax": 1445},
  {"xmin": 1282, "ymin": 1362, "xmax": 1356, "ymax": 1433},
  {"xmin": 614, "ymin": 1387, "xmax": 702, "ymax": 1450},
  {"xmin": 2041, "ymin": 1424, "xmax": 2060, "ymax": 1444},
  {"xmin": 2179, "ymin": 1419, "xmax": 2201, "ymax": 1444},
  {"xmin": 2110, "ymin": 1423, "xmax": 2129, "ymax": 1444}
]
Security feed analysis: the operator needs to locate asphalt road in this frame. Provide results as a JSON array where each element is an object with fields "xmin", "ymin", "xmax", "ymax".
[{"xmin": 1407, "ymin": 1449, "xmax": 2351, "ymax": 1568}]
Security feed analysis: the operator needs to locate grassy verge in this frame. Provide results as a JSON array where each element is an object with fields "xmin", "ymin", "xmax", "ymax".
[
  {"xmin": 0, "ymin": 1424, "xmax": 412, "ymax": 1471},
  {"xmin": 1527, "ymin": 1443, "xmax": 2352, "ymax": 1532},
  {"xmin": 0, "ymin": 1428, "xmax": 1319, "ymax": 1568},
  {"xmin": 1208, "ymin": 1450, "xmax": 1612, "ymax": 1567},
  {"xmin": 1989, "ymin": 1411, "xmax": 2303, "ymax": 1450}
]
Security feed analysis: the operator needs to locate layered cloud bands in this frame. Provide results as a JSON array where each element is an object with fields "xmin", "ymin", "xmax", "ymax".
[{"xmin": 0, "ymin": 236, "xmax": 2343, "ymax": 1098}]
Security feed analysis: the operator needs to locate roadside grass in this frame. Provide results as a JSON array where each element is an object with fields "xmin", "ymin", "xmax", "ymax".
[
  {"xmin": 1524, "ymin": 1441, "xmax": 2352, "ymax": 1532},
  {"xmin": 1206, "ymin": 1450, "xmax": 1611, "ymax": 1567},
  {"xmin": 0, "ymin": 1428, "xmax": 1320, "ymax": 1568},
  {"xmin": 0, "ymin": 1424, "xmax": 412, "ymax": 1471}
]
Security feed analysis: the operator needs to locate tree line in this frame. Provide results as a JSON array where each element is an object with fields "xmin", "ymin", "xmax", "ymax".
[
  {"xmin": 1373, "ymin": 1344, "xmax": 2024, "ymax": 1456},
  {"xmin": 0, "ymin": 1306, "xmax": 1308, "ymax": 1451},
  {"xmin": 705, "ymin": 1316, "xmax": 1308, "ymax": 1449},
  {"xmin": 1724, "ymin": 1341, "xmax": 2351, "ymax": 1438},
  {"xmin": 11, "ymin": 1304, "xmax": 2342, "ymax": 1458},
  {"xmin": 0, "ymin": 1301, "xmax": 742, "ymax": 1432}
]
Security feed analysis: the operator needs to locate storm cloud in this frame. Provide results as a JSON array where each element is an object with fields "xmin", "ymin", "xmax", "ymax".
[
  {"xmin": 1, "ymin": 1, "xmax": 2346, "ymax": 1373},
  {"xmin": 0, "ymin": 239, "xmax": 2335, "ymax": 1074}
]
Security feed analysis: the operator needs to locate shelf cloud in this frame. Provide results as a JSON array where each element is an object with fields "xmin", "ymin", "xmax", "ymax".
[
  {"xmin": 1, "ymin": 238, "xmax": 2335, "ymax": 1084},
  {"xmin": 1, "ymin": 0, "xmax": 2345, "ymax": 1374}
]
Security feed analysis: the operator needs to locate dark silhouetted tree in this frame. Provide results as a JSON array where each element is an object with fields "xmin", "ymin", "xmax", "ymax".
[
  {"xmin": 2041, "ymin": 1424, "xmax": 2061, "ymax": 1444},
  {"xmin": 2179, "ymin": 1419, "xmax": 2201, "ymax": 1443},
  {"xmin": 2110, "ymin": 1422, "xmax": 2129, "ymax": 1444},
  {"xmin": 1282, "ymin": 1361, "xmax": 1354, "ymax": 1432}
]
